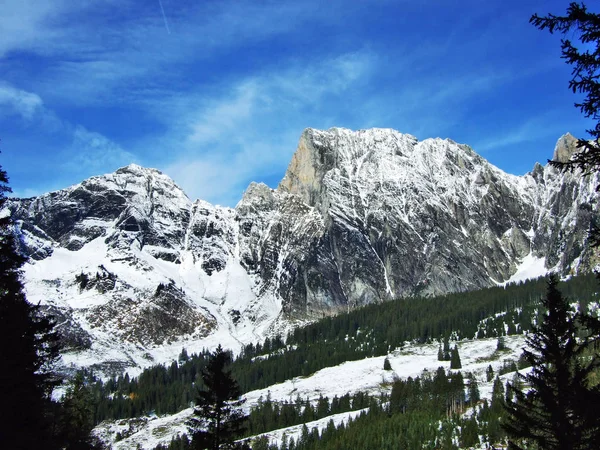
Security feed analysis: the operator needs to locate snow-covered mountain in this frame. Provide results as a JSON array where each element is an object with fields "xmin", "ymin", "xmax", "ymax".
[{"xmin": 8, "ymin": 128, "xmax": 599, "ymax": 374}]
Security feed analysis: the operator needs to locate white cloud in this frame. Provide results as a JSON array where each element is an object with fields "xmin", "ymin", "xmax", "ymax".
[
  {"xmin": 65, "ymin": 126, "xmax": 136, "ymax": 172},
  {"xmin": 189, "ymin": 81, "xmax": 260, "ymax": 144},
  {"xmin": 0, "ymin": 0, "xmax": 337, "ymax": 107},
  {"xmin": 475, "ymin": 113, "xmax": 570, "ymax": 153},
  {"xmin": 158, "ymin": 51, "xmax": 374, "ymax": 205},
  {"xmin": 0, "ymin": 81, "xmax": 133, "ymax": 176},
  {"xmin": 184, "ymin": 51, "xmax": 374, "ymax": 144},
  {"xmin": 0, "ymin": 83, "xmax": 43, "ymax": 119}
]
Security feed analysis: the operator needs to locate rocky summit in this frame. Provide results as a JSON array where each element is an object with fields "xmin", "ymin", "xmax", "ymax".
[{"xmin": 8, "ymin": 128, "xmax": 599, "ymax": 374}]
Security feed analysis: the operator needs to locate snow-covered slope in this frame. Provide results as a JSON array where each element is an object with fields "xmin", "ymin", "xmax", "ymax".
[
  {"xmin": 8, "ymin": 129, "xmax": 599, "ymax": 374},
  {"xmin": 94, "ymin": 335, "xmax": 528, "ymax": 449}
]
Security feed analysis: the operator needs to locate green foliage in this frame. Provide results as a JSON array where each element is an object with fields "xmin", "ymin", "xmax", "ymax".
[
  {"xmin": 265, "ymin": 368, "xmax": 468, "ymax": 450},
  {"xmin": 187, "ymin": 345, "xmax": 247, "ymax": 450},
  {"xmin": 449, "ymin": 345, "xmax": 462, "ymax": 369},
  {"xmin": 486, "ymin": 364, "xmax": 494, "ymax": 383},
  {"xmin": 88, "ymin": 273, "xmax": 597, "ymax": 426},
  {"xmin": 496, "ymin": 335, "xmax": 506, "ymax": 351},
  {"xmin": 246, "ymin": 392, "xmax": 372, "ymax": 438},
  {"xmin": 467, "ymin": 372, "xmax": 480, "ymax": 405},
  {"xmin": 60, "ymin": 372, "xmax": 103, "ymax": 449},
  {"xmin": 531, "ymin": 2, "xmax": 600, "ymax": 246},
  {"xmin": 503, "ymin": 276, "xmax": 600, "ymax": 449},
  {"xmin": 383, "ymin": 357, "xmax": 392, "ymax": 371}
]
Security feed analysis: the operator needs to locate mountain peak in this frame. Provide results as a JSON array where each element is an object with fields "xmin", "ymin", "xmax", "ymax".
[
  {"xmin": 115, "ymin": 163, "xmax": 162, "ymax": 175},
  {"xmin": 552, "ymin": 132, "xmax": 579, "ymax": 163}
]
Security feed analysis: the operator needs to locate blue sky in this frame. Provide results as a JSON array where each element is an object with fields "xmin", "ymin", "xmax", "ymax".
[{"xmin": 0, "ymin": 0, "xmax": 594, "ymax": 206}]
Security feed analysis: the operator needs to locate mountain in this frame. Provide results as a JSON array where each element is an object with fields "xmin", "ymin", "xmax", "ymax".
[{"xmin": 8, "ymin": 128, "xmax": 599, "ymax": 374}]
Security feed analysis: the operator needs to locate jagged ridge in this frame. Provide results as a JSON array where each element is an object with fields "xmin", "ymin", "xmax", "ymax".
[{"xmin": 8, "ymin": 129, "xmax": 599, "ymax": 374}]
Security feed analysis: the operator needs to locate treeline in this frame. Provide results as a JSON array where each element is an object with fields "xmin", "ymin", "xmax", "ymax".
[
  {"xmin": 85, "ymin": 349, "xmax": 213, "ymax": 421},
  {"xmin": 88, "ymin": 273, "xmax": 597, "ymax": 424},
  {"xmin": 248, "ymin": 369, "xmax": 509, "ymax": 450},
  {"xmin": 246, "ymin": 391, "xmax": 373, "ymax": 437},
  {"xmin": 155, "ymin": 367, "xmax": 511, "ymax": 450}
]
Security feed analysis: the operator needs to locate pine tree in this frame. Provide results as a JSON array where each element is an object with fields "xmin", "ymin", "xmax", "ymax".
[
  {"xmin": 503, "ymin": 275, "xmax": 600, "ymax": 449},
  {"xmin": 60, "ymin": 372, "xmax": 101, "ymax": 449},
  {"xmin": 449, "ymin": 345, "xmax": 462, "ymax": 369},
  {"xmin": 187, "ymin": 345, "xmax": 248, "ymax": 450},
  {"xmin": 467, "ymin": 372, "xmax": 480, "ymax": 405},
  {"xmin": 488, "ymin": 376, "xmax": 506, "ymax": 445},
  {"xmin": 496, "ymin": 335, "xmax": 506, "ymax": 351},
  {"xmin": 0, "ymin": 162, "xmax": 61, "ymax": 449},
  {"xmin": 486, "ymin": 365, "xmax": 494, "ymax": 382},
  {"xmin": 442, "ymin": 337, "xmax": 451, "ymax": 360},
  {"xmin": 383, "ymin": 357, "xmax": 392, "ymax": 370}
]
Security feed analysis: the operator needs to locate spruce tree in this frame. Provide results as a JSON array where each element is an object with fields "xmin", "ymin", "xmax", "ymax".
[
  {"xmin": 60, "ymin": 372, "xmax": 101, "ymax": 449},
  {"xmin": 450, "ymin": 345, "xmax": 462, "ymax": 369},
  {"xmin": 467, "ymin": 372, "xmax": 480, "ymax": 405},
  {"xmin": 503, "ymin": 275, "xmax": 600, "ymax": 449},
  {"xmin": 0, "ymin": 162, "xmax": 61, "ymax": 449},
  {"xmin": 383, "ymin": 357, "xmax": 392, "ymax": 370},
  {"xmin": 486, "ymin": 365, "xmax": 494, "ymax": 382},
  {"xmin": 497, "ymin": 335, "xmax": 506, "ymax": 351},
  {"xmin": 187, "ymin": 345, "xmax": 247, "ymax": 450}
]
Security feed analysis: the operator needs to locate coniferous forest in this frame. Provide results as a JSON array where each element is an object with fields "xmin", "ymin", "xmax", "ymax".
[{"xmin": 70, "ymin": 272, "xmax": 598, "ymax": 449}]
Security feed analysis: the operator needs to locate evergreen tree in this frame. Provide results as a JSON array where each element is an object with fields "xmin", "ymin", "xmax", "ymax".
[
  {"xmin": 460, "ymin": 416, "xmax": 480, "ymax": 448},
  {"xmin": 187, "ymin": 345, "xmax": 248, "ymax": 449},
  {"xmin": 0, "ymin": 162, "xmax": 61, "ymax": 449},
  {"xmin": 486, "ymin": 365, "xmax": 494, "ymax": 382},
  {"xmin": 503, "ymin": 275, "xmax": 600, "ymax": 449},
  {"xmin": 442, "ymin": 337, "xmax": 451, "ymax": 361},
  {"xmin": 449, "ymin": 345, "xmax": 462, "ymax": 369},
  {"xmin": 383, "ymin": 357, "xmax": 392, "ymax": 371},
  {"xmin": 497, "ymin": 335, "xmax": 506, "ymax": 351},
  {"xmin": 467, "ymin": 372, "xmax": 480, "ymax": 405},
  {"xmin": 60, "ymin": 372, "xmax": 101, "ymax": 449}
]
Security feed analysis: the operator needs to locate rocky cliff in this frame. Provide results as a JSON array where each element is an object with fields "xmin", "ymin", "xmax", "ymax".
[{"xmin": 9, "ymin": 128, "xmax": 599, "ymax": 373}]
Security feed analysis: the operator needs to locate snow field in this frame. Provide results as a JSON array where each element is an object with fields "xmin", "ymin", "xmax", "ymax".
[{"xmin": 95, "ymin": 334, "xmax": 527, "ymax": 449}]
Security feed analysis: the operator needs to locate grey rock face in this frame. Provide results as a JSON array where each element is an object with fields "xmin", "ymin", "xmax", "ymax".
[
  {"xmin": 552, "ymin": 133, "xmax": 579, "ymax": 163},
  {"xmin": 8, "ymin": 129, "xmax": 600, "ymax": 372},
  {"xmin": 274, "ymin": 128, "xmax": 598, "ymax": 306}
]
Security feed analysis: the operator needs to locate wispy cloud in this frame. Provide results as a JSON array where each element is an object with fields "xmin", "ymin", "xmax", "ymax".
[
  {"xmin": 65, "ymin": 127, "xmax": 136, "ymax": 172},
  {"xmin": 0, "ymin": 83, "xmax": 43, "ymax": 120},
  {"xmin": 475, "ymin": 112, "xmax": 577, "ymax": 153},
  {"xmin": 1, "ymin": 0, "xmax": 335, "ymax": 107},
  {"xmin": 159, "ymin": 51, "xmax": 375, "ymax": 204},
  {"xmin": 188, "ymin": 81, "xmax": 260, "ymax": 145},
  {"xmin": 0, "ymin": 81, "xmax": 133, "ymax": 177}
]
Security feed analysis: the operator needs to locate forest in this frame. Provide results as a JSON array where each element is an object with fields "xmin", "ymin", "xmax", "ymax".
[{"xmin": 81, "ymin": 273, "xmax": 596, "ymax": 427}]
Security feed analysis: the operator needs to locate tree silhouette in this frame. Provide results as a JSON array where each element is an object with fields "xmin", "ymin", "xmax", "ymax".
[
  {"xmin": 0, "ymin": 161, "xmax": 61, "ymax": 449},
  {"xmin": 503, "ymin": 275, "xmax": 600, "ymax": 449},
  {"xmin": 187, "ymin": 345, "xmax": 247, "ymax": 449},
  {"xmin": 449, "ymin": 345, "xmax": 462, "ymax": 369}
]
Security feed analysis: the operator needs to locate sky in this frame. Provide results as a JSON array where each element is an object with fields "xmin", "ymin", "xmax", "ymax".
[{"xmin": 0, "ymin": 0, "xmax": 594, "ymax": 207}]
